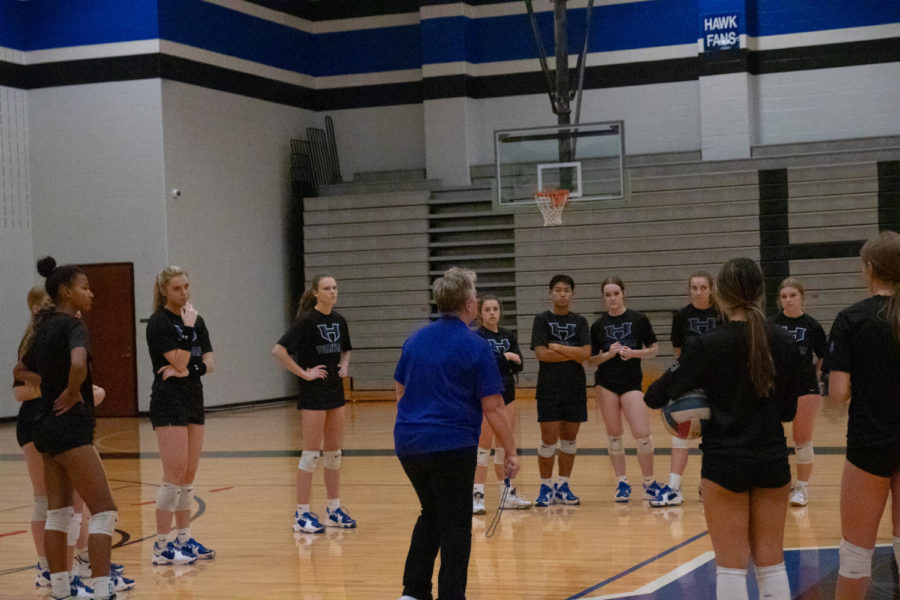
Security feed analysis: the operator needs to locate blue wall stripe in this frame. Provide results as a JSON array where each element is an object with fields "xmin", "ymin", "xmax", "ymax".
[
  {"xmin": 752, "ymin": 0, "xmax": 900, "ymax": 37},
  {"xmin": 16, "ymin": 0, "xmax": 159, "ymax": 51}
]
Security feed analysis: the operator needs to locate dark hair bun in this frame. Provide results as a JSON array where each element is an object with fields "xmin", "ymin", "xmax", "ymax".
[{"xmin": 36, "ymin": 256, "xmax": 57, "ymax": 278}]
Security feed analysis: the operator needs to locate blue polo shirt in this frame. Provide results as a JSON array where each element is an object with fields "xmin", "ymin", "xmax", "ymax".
[{"xmin": 394, "ymin": 314, "xmax": 504, "ymax": 456}]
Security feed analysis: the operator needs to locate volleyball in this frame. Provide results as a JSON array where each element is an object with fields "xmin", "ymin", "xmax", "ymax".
[{"xmin": 661, "ymin": 389, "xmax": 710, "ymax": 440}]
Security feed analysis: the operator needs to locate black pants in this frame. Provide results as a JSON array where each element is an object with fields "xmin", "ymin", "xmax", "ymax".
[{"xmin": 399, "ymin": 446, "xmax": 477, "ymax": 600}]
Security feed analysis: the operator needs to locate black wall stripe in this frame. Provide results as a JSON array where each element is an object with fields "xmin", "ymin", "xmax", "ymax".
[
  {"xmin": 246, "ymin": 0, "xmax": 420, "ymax": 21},
  {"xmin": 878, "ymin": 161, "xmax": 900, "ymax": 233},
  {"xmin": 758, "ymin": 169, "xmax": 792, "ymax": 312},
  {"xmin": 1, "ymin": 37, "xmax": 897, "ymax": 111}
]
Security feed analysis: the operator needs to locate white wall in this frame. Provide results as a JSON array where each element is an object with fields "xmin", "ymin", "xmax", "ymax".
[
  {"xmin": 466, "ymin": 81, "xmax": 702, "ymax": 167},
  {"xmin": 754, "ymin": 63, "xmax": 900, "ymax": 146},
  {"xmin": 161, "ymin": 81, "xmax": 319, "ymax": 407},
  {"xmin": 28, "ymin": 80, "xmax": 169, "ymax": 413},
  {"xmin": 1, "ymin": 85, "xmax": 33, "ymax": 418},
  {"xmin": 326, "ymin": 103, "xmax": 425, "ymax": 179}
]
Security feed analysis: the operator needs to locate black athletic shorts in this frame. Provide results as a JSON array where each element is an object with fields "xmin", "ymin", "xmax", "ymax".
[
  {"xmin": 595, "ymin": 376, "xmax": 643, "ymax": 396},
  {"xmin": 536, "ymin": 394, "xmax": 587, "ymax": 423},
  {"xmin": 502, "ymin": 385, "xmax": 516, "ymax": 406},
  {"xmin": 701, "ymin": 452, "xmax": 790, "ymax": 493},
  {"xmin": 847, "ymin": 444, "xmax": 900, "ymax": 478},
  {"xmin": 150, "ymin": 392, "xmax": 205, "ymax": 428},
  {"xmin": 296, "ymin": 394, "xmax": 345, "ymax": 411},
  {"xmin": 16, "ymin": 398, "xmax": 44, "ymax": 447},
  {"xmin": 32, "ymin": 405, "xmax": 95, "ymax": 457}
]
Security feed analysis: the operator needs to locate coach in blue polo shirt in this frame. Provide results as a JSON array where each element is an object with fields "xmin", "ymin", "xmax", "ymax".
[{"xmin": 394, "ymin": 266, "xmax": 520, "ymax": 600}]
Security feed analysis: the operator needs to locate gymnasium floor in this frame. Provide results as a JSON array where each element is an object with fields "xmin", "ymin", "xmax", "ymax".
[{"xmin": 1, "ymin": 395, "xmax": 897, "ymax": 599}]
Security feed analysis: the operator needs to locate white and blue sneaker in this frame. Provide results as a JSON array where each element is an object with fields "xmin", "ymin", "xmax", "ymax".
[
  {"xmin": 643, "ymin": 481, "xmax": 664, "ymax": 501},
  {"xmin": 293, "ymin": 510, "xmax": 325, "ymax": 534},
  {"xmin": 35, "ymin": 564, "xmax": 51, "ymax": 587},
  {"xmin": 614, "ymin": 480, "xmax": 632, "ymax": 502},
  {"xmin": 74, "ymin": 553, "xmax": 127, "ymax": 578},
  {"xmin": 325, "ymin": 506, "xmax": 357, "ymax": 529},
  {"xmin": 650, "ymin": 485, "xmax": 684, "ymax": 507},
  {"xmin": 175, "ymin": 537, "xmax": 216, "ymax": 560},
  {"xmin": 111, "ymin": 569, "xmax": 136, "ymax": 592},
  {"xmin": 152, "ymin": 540, "xmax": 198, "ymax": 566},
  {"xmin": 68, "ymin": 575, "xmax": 96, "ymax": 598},
  {"xmin": 553, "ymin": 482, "xmax": 580, "ymax": 505},
  {"xmin": 534, "ymin": 484, "xmax": 555, "ymax": 507}
]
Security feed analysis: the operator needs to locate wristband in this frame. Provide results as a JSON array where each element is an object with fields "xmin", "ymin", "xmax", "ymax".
[{"xmin": 191, "ymin": 362, "xmax": 207, "ymax": 376}]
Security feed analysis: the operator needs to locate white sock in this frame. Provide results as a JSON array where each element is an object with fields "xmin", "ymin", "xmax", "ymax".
[
  {"xmin": 297, "ymin": 504, "xmax": 310, "ymax": 515},
  {"xmin": 50, "ymin": 571, "xmax": 69, "ymax": 598},
  {"xmin": 716, "ymin": 566, "xmax": 748, "ymax": 600},
  {"xmin": 669, "ymin": 473, "xmax": 682, "ymax": 491},
  {"xmin": 75, "ymin": 547, "xmax": 89, "ymax": 561},
  {"xmin": 618, "ymin": 475, "xmax": 628, "ymax": 484},
  {"xmin": 540, "ymin": 478, "xmax": 553, "ymax": 488},
  {"xmin": 558, "ymin": 476, "xmax": 570, "ymax": 486},
  {"xmin": 795, "ymin": 480, "xmax": 808, "ymax": 490},
  {"xmin": 93, "ymin": 575, "xmax": 113, "ymax": 599},
  {"xmin": 756, "ymin": 562, "xmax": 790, "ymax": 599},
  {"xmin": 38, "ymin": 556, "xmax": 48, "ymax": 570},
  {"xmin": 642, "ymin": 476, "xmax": 654, "ymax": 487},
  {"xmin": 327, "ymin": 498, "xmax": 341, "ymax": 512},
  {"xmin": 156, "ymin": 533, "xmax": 169, "ymax": 546},
  {"xmin": 176, "ymin": 528, "xmax": 191, "ymax": 543},
  {"xmin": 473, "ymin": 483, "xmax": 485, "ymax": 494}
]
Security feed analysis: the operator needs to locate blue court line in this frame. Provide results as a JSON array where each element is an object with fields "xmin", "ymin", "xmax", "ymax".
[{"xmin": 566, "ymin": 530, "xmax": 710, "ymax": 600}]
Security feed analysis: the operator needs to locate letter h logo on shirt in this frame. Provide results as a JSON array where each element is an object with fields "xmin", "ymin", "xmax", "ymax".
[
  {"xmin": 549, "ymin": 322, "xmax": 576, "ymax": 342},
  {"xmin": 604, "ymin": 323, "xmax": 632, "ymax": 342},
  {"xmin": 688, "ymin": 317, "xmax": 717, "ymax": 335},
  {"xmin": 488, "ymin": 338, "xmax": 511, "ymax": 354},
  {"xmin": 780, "ymin": 325, "xmax": 806, "ymax": 342},
  {"xmin": 317, "ymin": 323, "xmax": 341, "ymax": 343}
]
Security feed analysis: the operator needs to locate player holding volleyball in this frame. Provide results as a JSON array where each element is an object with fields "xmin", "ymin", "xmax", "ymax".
[
  {"xmin": 272, "ymin": 274, "xmax": 355, "ymax": 533},
  {"xmin": 146, "ymin": 266, "xmax": 216, "ymax": 565},
  {"xmin": 827, "ymin": 232, "xmax": 900, "ymax": 600},
  {"xmin": 531, "ymin": 274, "xmax": 590, "ymax": 506},
  {"xmin": 653, "ymin": 271, "xmax": 721, "ymax": 506},
  {"xmin": 587, "ymin": 276, "xmax": 662, "ymax": 503},
  {"xmin": 770, "ymin": 277, "xmax": 826, "ymax": 507},
  {"xmin": 472, "ymin": 295, "xmax": 531, "ymax": 513},
  {"xmin": 645, "ymin": 257, "xmax": 804, "ymax": 600}
]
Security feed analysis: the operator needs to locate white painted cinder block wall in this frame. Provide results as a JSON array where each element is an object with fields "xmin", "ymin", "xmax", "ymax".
[{"xmin": 160, "ymin": 80, "xmax": 319, "ymax": 408}]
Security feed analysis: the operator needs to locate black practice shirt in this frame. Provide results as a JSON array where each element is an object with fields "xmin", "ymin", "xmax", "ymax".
[
  {"xmin": 21, "ymin": 312, "xmax": 94, "ymax": 424},
  {"xmin": 645, "ymin": 321, "xmax": 803, "ymax": 460},
  {"xmin": 591, "ymin": 309, "xmax": 658, "ymax": 388},
  {"xmin": 477, "ymin": 326, "xmax": 523, "ymax": 391},
  {"xmin": 770, "ymin": 311, "xmax": 826, "ymax": 392},
  {"xmin": 531, "ymin": 311, "xmax": 589, "ymax": 401},
  {"xmin": 277, "ymin": 308, "xmax": 352, "ymax": 403},
  {"xmin": 146, "ymin": 309, "xmax": 213, "ymax": 401},
  {"xmin": 826, "ymin": 296, "xmax": 900, "ymax": 449},
  {"xmin": 670, "ymin": 304, "xmax": 721, "ymax": 351}
]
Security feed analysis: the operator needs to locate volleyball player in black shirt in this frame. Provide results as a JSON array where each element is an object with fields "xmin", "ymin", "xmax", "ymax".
[
  {"xmin": 653, "ymin": 271, "xmax": 721, "ymax": 506},
  {"xmin": 827, "ymin": 232, "xmax": 900, "ymax": 600},
  {"xmin": 646, "ymin": 258, "xmax": 803, "ymax": 600},
  {"xmin": 530, "ymin": 274, "xmax": 590, "ymax": 507},
  {"xmin": 15, "ymin": 258, "xmax": 118, "ymax": 600},
  {"xmin": 472, "ymin": 295, "xmax": 530, "ymax": 513},
  {"xmin": 273, "ymin": 274, "xmax": 355, "ymax": 532},
  {"xmin": 146, "ymin": 266, "xmax": 215, "ymax": 565},
  {"xmin": 587, "ymin": 276, "xmax": 661, "ymax": 503},
  {"xmin": 770, "ymin": 277, "xmax": 827, "ymax": 507}
]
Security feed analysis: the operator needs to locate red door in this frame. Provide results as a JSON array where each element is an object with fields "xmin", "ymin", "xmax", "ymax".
[{"xmin": 80, "ymin": 263, "xmax": 138, "ymax": 417}]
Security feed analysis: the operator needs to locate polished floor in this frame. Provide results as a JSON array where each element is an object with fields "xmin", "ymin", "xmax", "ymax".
[{"xmin": 0, "ymin": 394, "xmax": 896, "ymax": 599}]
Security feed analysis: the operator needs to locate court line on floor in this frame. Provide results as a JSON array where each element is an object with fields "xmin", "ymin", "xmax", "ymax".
[{"xmin": 565, "ymin": 530, "xmax": 710, "ymax": 600}]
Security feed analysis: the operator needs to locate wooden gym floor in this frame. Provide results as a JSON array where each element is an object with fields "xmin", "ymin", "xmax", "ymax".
[{"xmin": 1, "ymin": 394, "xmax": 897, "ymax": 599}]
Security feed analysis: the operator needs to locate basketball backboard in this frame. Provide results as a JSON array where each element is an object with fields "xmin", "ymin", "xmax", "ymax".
[{"xmin": 493, "ymin": 120, "xmax": 625, "ymax": 209}]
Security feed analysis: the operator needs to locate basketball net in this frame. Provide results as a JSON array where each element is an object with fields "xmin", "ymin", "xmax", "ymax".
[{"xmin": 534, "ymin": 189, "xmax": 569, "ymax": 226}]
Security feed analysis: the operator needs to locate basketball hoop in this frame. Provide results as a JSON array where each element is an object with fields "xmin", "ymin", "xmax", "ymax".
[{"xmin": 534, "ymin": 189, "xmax": 569, "ymax": 226}]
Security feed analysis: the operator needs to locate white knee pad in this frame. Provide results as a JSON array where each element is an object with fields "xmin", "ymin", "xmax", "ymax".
[
  {"xmin": 839, "ymin": 539, "xmax": 874, "ymax": 579},
  {"xmin": 88, "ymin": 511, "xmax": 118, "ymax": 537},
  {"xmin": 794, "ymin": 442, "xmax": 814, "ymax": 465},
  {"xmin": 636, "ymin": 435, "xmax": 654, "ymax": 455},
  {"xmin": 322, "ymin": 450, "xmax": 341, "ymax": 470},
  {"xmin": 755, "ymin": 562, "xmax": 790, "ymax": 600},
  {"xmin": 671, "ymin": 435, "xmax": 691, "ymax": 450},
  {"xmin": 156, "ymin": 481, "xmax": 181, "ymax": 512},
  {"xmin": 476, "ymin": 447, "xmax": 491, "ymax": 467},
  {"xmin": 493, "ymin": 448, "xmax": 505, "ymax": 465},
  {"xmin": 32, "ymin": 496, "xmax": 48, "ymax": 522},
  {"xmin": 716, "ymin": 566, "xmax": 749, "ymax": 600},
  {"xmin": 608, "ymin": 436, "xmax": 624, "ymax": 455},
  {"xmin": 538, "ymin": 441, "xmax": 558, "ymax": 458},
  {"xmin": 298, "ymin": 450, "xmax": 320, "ymax": 473},
  {"xmin": 68, "ymin": 512, "xmax": 83, "ymax": 546},
  {"xmin": 45, "ymin": 506, "xmax": 74, "ymax": 533},
  {"xmin": 559, "ymin": 439, "xmax": 577, "ymax": 455},
  {"xmin": 177, "ymin": 485, "xmax": 193, "ymax": 512}
]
